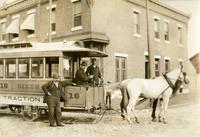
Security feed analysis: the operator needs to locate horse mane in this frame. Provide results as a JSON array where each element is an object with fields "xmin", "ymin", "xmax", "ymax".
[
  {"xmin": 166, "ymin": 68, "xmax": 181, "ymax": 80},
  {"xmin": 172, "ymin": 79, "xmax": 182, "ymax": 95}
]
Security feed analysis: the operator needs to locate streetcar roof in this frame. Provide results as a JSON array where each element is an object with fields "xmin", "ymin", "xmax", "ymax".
[{"xmin": 0, "ymin": 41, "xmax": 108, "ymax": 58}]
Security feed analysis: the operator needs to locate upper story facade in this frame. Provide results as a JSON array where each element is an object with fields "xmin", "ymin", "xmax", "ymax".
[{"xmin": 0, "ymin": 0, "xmax": 190, "ymax": 81}]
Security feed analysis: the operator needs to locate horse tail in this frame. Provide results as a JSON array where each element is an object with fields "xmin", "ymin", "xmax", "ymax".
[{"xmin": 120, "ymin": 86, "xmax": 129, "ymax": 118}]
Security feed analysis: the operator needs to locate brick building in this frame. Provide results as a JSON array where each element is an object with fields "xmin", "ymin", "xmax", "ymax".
[{"xmin": 0, "ymin": 0, "xmax": 189, "ymax": 83}]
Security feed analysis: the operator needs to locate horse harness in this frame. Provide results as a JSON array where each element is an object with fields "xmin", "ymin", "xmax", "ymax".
[{"xmin": 157, "ymin": 73, "xmax": 183, "ymax": 99}]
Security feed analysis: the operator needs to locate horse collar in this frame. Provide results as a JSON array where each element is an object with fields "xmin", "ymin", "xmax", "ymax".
[{"xmin": 162, "ymin": 73, "xmax": 175, "ymax": 89}]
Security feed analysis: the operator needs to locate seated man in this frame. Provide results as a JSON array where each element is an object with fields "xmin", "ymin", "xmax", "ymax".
[{"xmin": 74, "ymin": 61, "xmax": 93, "ymax": 85}]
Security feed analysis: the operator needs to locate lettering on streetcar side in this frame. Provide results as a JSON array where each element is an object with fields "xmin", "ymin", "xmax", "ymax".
[
  {"xmin": 2, "ymin": 96, "xmax": 41, "ymax": 103},
  {"xmin": 68, "ymin": 93, "xmax": 79, "ymax": 99},
  {"xmin": 0, "ymin": 83, "xmax": 8, "ymax": 89},
  {"xmin": 17, "ymin": 84, "xmax": 40, "ymax": 90}
]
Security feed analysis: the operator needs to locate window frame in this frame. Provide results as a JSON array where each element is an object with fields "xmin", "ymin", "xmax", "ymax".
[
  {"xmin": 72, "ymin": 0, "xmax": 82, "ymax": 31},
  {"xmin": 31, "ymin": 57, "xmax": 44, "ymax": 79},
  {"xmin": 0, "ymin": 59, "xmax": 4, "ymax": 78},
  {"xmin": 133, "ymin": 10, "xmax": 141, "ymax": 37},
  {"xmin": 0, "ymin": 20, "xmax": 6, "ymax": 42},
  {"xmin": 115, "ymin": 54, "xmax": 128, "ymax": 82},
  {"xmin": 18, "ymin": 58, "xmax": 30, "ymax": 78},
  {"xmin": 154, "ymin": 17, "xmax": 160, "ymax": 40},
  {"xmin": 164, "ymin": 20, "xmax": 170, "ymax": 42},
  {"xmin": 5, "ymin": 58, "xmax": 17, "ymax": 78},
  {"xmin": 154, "ymin": 58, "xmax": 160, "ymax": 77}
]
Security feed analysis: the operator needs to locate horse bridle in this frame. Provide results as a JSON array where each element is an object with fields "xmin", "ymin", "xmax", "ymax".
[{"xmin": 163, "ymin": 69, "xmax": 187, "ymax": 95}]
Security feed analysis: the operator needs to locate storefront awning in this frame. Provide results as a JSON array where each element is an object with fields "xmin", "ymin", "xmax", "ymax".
[
  {"xmin": 20, "ymin": 14, "xmax": 35, "ymax": 30},
  {"xmin": 6, "ymin": 18, "xmax": 19, "ymax": 34}
]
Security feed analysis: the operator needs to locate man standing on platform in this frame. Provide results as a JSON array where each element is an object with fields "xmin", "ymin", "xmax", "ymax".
[
  {"xmin": 86, "ymin": 58, "xmax": 102, "ymax": 85},
  {"xmin": 42, "ymin": 73, "xmax": 65, "ymax": 127}
]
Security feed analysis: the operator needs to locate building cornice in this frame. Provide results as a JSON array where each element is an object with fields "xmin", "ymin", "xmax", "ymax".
[{"xmin": 126, "ymin": 0, "xmax": 190, "ymax": 23}]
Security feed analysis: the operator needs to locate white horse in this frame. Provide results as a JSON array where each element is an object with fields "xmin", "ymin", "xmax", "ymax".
[{"xmin": 120, "ymin": 65, "xmax": 190, "ymax": 124}]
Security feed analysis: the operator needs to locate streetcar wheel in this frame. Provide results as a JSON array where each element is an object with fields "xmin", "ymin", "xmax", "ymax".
[
  {"xmin": 22, "ymin": 106, "xmax": 39, "ymax": 121},
  {"xmin": 9, "ymin": 105, "xmax": 22, "ymax": 113}
]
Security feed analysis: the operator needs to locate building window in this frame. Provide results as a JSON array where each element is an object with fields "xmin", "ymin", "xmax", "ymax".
[
  {"xmin": 133, "ymin": 11, "xmax": 140, "ymax": 35},
  {"xmin": 12, "ymin": 33, "xmax": 19, "ymax": 39},
  {"xmin": 115, "ymin": 56, "xmax": 127, "ymax": 82},
  {"xmin": 145, "ymin": 55, "xmax": 149, "ymax": 79},
  {"xmin": 0, "ymin": 59, "xmax": 4, "ymax": 78},
  {"xmin": 51, "ymin": 7, "xmax": 56, "ymax": 32},
  {"xmin": 31, "ymin": 58, "xmax": 44, "ymax": 78},
  {"xmin": 164, "ymin": 21, "xmax": 169, "ymax": 41},
  {"xmin": 5, "ymin": 59, "xmax": 16, "ymax": 78},
  {"xmin": 18, "ymin": 58, "xmax": 29, "ymax": 78},
  {"xmin": 73, "ymin": 1, "xmax": 82, "ymax": 27},
  {"xmin": 178, "ymin": 26, "xmax": 183, "ymax": 45},
  {"xmin": 0, "ymin": 21, "xmax": 6, "ymax": 42},
  {"xmin": 155, "ymin": 58, "xmax": 160, "ymax": 77},
  {"xmin": 27, "ymin": 30, "xmax": 35, "ymax": 35},
  {"xmin": 45, "ymin": 57, "xmax": 59, "ymax": 78},
  {"xmin": 63, "ymin": 58, "xmax": 72, "ymax": 79},
  {"xmin": 165, "ymin": 59, "xmax": 170, "ymax": 73},
  {"xmin": 7, "ymin": 17, "xmax": 20, "ymax": 41},
  {"xmin": 20, "ymin": 10, "xmax": 35, "ymax": 37},
  {"xmin": 154, "ymin": 18, "xmax": 160, "ymax": 39}
]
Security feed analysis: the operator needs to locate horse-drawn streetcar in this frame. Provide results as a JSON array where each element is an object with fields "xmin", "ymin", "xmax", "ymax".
[{"xmin": 0, "ymin": 41, "xmax": 107, "ymax": 120}]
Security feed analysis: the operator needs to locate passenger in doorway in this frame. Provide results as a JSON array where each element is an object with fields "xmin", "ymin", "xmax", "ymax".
[
  {"xmin": 74, "ymin": 61, "xmax": 93, "ymax": 85},
  {"xmin": 42, "ymin": 73, "xmax": 66, "ymax": 127},
  {"xmin": 86, "ymin": 58, "xmax": 102, "ymax": 85},
  {"xmin": 105, "ymin": 81, "xmax": 112, "ymax": 109}
]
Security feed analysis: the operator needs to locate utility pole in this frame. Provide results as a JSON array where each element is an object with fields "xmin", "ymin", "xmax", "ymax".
[
  {"xmin": 146, "ymin": 0, "xmax": 151, "ymax": 79},
  {"xmin": 48, "ymin": 0, "xmax": 52, "ymax": 42}
]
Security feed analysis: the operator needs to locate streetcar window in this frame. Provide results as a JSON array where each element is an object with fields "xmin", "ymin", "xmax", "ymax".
[
  {"xmin": 18, "ymin": 58, "xmax": 29, "ymax": 78},
  {"xmin": 31, "ymin": 58, "xmax": 43, "ymax": 78},
  {"xmin": 63, "ymin": 58, "xmax": 72, "ymax": 79},
  {"xmin": 45, "ymin": 57, "xmax": 59, "ymax": 78},
  {"xmin": 5, "ymin": 59, "xmax": 16, "ymax": 78},
  {"xmin": 0, "ymin": 60, "xmax": 3, "ymax": 78}
]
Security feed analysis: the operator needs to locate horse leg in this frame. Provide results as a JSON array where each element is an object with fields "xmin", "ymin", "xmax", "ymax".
[
  {"xmin": 158, "ymin": 98, "xmax": 164, "ymax": 122},
  {"xmin": 120, "ymin": 100, "xmax": 126, "ymax": 120},
  {"xmin": 120, "ymin": 87, "xmax": 128, "ymax": 120},
  {"xmin": 127, "ymin": 95, "xmax": 140, "ymax": 124},
  {"xmin": 151, "ymin": 99, "xmax": 158, "ymax": 122},
  {"xmin": 158, "ymin": 97, "xmax": 169, "ymax": 124},
  {"xmin": 162, "ymin": 97, "xmax": 170, "ymax": 124}
]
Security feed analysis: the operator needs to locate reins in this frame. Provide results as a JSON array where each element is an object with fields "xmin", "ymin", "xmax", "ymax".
[{"xmin": 94, "ymin": 69, "xmax": 184, "ymax": 123}]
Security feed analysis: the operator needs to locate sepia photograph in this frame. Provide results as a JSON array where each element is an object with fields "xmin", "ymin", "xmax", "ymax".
[{"xmin": 0, "ymin": 0, "xmax": 199, "ymax": 137}]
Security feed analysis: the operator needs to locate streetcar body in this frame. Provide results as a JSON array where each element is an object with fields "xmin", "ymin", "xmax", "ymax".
[{"xmin": 0, "ymin": 41, "xmax": 107, "ymax": 116}]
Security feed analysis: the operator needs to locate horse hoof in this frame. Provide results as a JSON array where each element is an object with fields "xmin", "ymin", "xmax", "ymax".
[
  {"xmin": 135, "ymin": 120, "xmax": 140, "ymax": 124},
  {"xmin": 122, "ymin": 117, "xmax": 126, "ymax": 120},
  {"xmin": 135, "ymin": 117, "xmax": 140, "ymax": 124},
  {"xmin": 152, "ymin": 118, "xmax": 157, "ymax": 122},
  {"xmin": 127, "ymin": 119, "xmax": 133, "ymax": 124},
  {"xmin": 163, "ymin": 121, "xmax": 168, "ymax": 124}
]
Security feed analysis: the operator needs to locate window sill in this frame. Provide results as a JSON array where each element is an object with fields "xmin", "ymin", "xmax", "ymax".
[
  {"xmin": 71, "ymin": 26, "xmax": 83, "ymax": 32},
  {"xmin": 46, "ymin": 31, "xmax": 56, "ymax": 36},
  {"xmin": 71, "ymin": 0, "xmax": 80, "ymax": 3},
  {"xmin": 12, "ymin": 37, "xmax": 19, "ymax": 42},
  {"xmin": 133, "ymin": 34, "xmax": 141, "ymax": 38},
  {"xmin": 164, "ymin": 40, "xmax": 170, "ymax": 44},
  {"xmin": 154, "ymin": 38, "xmax": 160, "ymax": 42},
  {"xmin": 51, "ymin": 31, "xmax": 56, "ymax": 35},
  {"xmin": 0, "ymin": 40, "xmax": 6, "ymax": 44},
  {"xmin": 27, "ymin": 34, "xmax": 35, "ymax": 38},
  {"xmin": 178, "ymin": 44, "xmax": 183, "ymax": 47}
]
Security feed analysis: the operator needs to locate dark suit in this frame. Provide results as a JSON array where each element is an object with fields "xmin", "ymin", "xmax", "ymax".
[
  {"xmin": 74, "ymin": 68, "xmax": 90, "ymax": 85},
  {"xmin": 42, "ymin": 81, "xmax": 66, "ymax": 126},
  {"xmin": 86, "ymin": 65, "xmax": 101, "ymax": 85}
]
